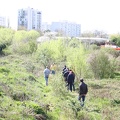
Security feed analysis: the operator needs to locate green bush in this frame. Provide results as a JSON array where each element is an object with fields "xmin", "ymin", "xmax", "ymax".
[
  {"xmin": 11, "ymin": 30, "xmax": 39, "ymax": 55},
  {"xmin": 88, "ymin": 50, "xmax": 117, "ymax": 79},
  {"xmin": 12, "ymin": 92, "xmax": 29, "ymax": 101},
  {"xmin": 110, "ymin": 34, "xmax": 120, "ymax": 47},
  {"xmin": 66, "ymin": 44, "xmax": 88, "ymax": 80},
  {"xmin": 35, "ymin": 43, "xmax": 55, "ymax": 67},
  {"xmin": 0, "ymin": 28, "xmax": 14, "ymax": 54},
  {"xmin": 0, "ymin": 67, "xmax": 10, "ymax": 73}
]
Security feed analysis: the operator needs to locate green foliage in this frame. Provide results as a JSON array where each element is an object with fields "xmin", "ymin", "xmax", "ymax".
[
  {"xmin": 90, "ymin": 44, "xmax": 100, "ymax": 50},
  {"xmin": 112, "ymin": 99, "xmax": 120, "ymax": 106},
  {"xmin": 50, "ymin": 39, "xmax": 67, "ymax": 62},
  {"xmin": 28, "ymin": 102, "xmax": 46, "ymax": 115},
  {"xmin": 11, "ymin": 30, "xmax": 39, "ymax": 54},
  {"xmin": 110, "ymin": 34, "xmax": 120, "ymax": 46},
  {"xmin": 0, "ymin": 67, "xmax": 10, "ymax": 73},
  {"xmin": 0, "ymin": 34, "xmax": 120, "ymax": 120},
  {"xmin": 77, "ymin": 111, "xmax": 101, "ymax": 120},
  {"xmin": 35, "ymin": 39, "xmax": 66, "ymax": 67},
  {"xmin": 50, "ymin": 74, "xmax": 68, "ymax": 97},
  {"xmin": 13, "ymin": 30, "xmax": 28, "ymax": 42},
  {"xmin": 0, "ymin": 28, "xmax": 14, "ymax": 54},
  {"xmin": 102, "ymin": 47, "xmax": 120, "ymax": 58},
  {"xmin": 36, "ymin": 45, "xmax": 54, "ymax": 68},
  {"xmin": 28, "ymin": 30, "xmax": 40, "ymax": 41},
  {"xmin": 66, "ymin": 43, "xmax": 89, "ymax": 80},
  {"xmin": 68, "ymin": 38, "xmax": 81, "ymax": 48},
  {"xmin": 12, "ymin": 92, "xmax": 29, "ymax": 101},
  {"xmin": 88, "ymin": 50, "xmax": 117, "ymax": 79}
]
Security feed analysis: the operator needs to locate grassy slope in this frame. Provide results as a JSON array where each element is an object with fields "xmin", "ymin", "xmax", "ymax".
[{"xmin": 0, "ymin": 54, "xmax": 120, "ymax": 120}]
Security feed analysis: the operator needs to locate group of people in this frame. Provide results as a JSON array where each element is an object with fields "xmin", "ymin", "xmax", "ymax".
[
  {"xmin": 62, "ymin": 65, "xmax": 88, "ymax": 106},
  {"xmin": 43, "ymin": 64, "xmax": 88, "ymax": 107},
  {"xmin": 62, "ymin": 65, "xmax": 75, "ymax": 92}
]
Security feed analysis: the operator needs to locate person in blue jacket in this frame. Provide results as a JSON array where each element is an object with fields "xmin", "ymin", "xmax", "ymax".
[{"xmin": 67, "ymin": 70, "xmax": 75, "ymax": 92}]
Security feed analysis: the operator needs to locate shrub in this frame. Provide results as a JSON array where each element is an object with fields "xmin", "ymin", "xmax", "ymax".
[
  {"xmin": 35, "ymin": 44, "xmax": 55, "ymax": 68},
  {"xmin": 66, "ymin": 44, "xmax": 88, "ymax": 80},
  {"xmin": 88, "ymin": 50, "xmax": 117, "ymax": 79},
  {"xmin": 12, "ymin": 92, "xmax": 29, "ymax": 101},
  {"xmin": 0, "ymin": 28, "xmax": 14, "ymax": 54},
  {"xmin": 11, "ymin": 30, "xmax": 39, "ymax": 55},
  {"xmin": 0, "ymin": 67, "xmax": 10, "ymax": 73}
]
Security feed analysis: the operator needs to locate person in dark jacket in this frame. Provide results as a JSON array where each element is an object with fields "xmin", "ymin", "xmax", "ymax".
[
  {"xmin": 78, "ymin": 78, "xmax": 88, "ymax": 106},
  {"xmin": 62, "ymin": 65, "xmax": 67, "ymax": 73},
  {"xmin": 72, "ymin": 70, "xmax": 75, "ymax": 91},
  {"xmin": 63, "ymin": 68, "xmax": 69, "ymax": 82},
  {"xmin": 67, "ymin": 70, "xmax": 75, "ymax": 92}
]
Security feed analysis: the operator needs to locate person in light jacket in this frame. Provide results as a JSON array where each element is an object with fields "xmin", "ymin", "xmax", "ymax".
[{"xmin": 43, "ymin": 66, "xmax": 50, "ymax": 86}]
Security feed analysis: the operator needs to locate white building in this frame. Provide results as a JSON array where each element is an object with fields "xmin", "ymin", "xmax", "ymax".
[
  {"xmin": 0, "ymin": 16, "xmax": 6, "ymax": 27},
  {"xmin": 18, "ymin": 7, "xmax": 42, "ymax": 30},
  {"xmin": 41, "ymin": 22, "xmax": 51, "ymax": 32},
  {"xmin": 50, "ymin": 21, "xmax": 81, "ymax": 37}
]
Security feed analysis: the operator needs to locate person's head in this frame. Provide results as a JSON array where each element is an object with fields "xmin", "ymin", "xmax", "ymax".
[
  {"xmin": 69, "ymin": 70, "xmax": 72, "ymax": 74},
  {"xmin": 80, "ymin": 78, "xmax": 84, "ymax": 82}
]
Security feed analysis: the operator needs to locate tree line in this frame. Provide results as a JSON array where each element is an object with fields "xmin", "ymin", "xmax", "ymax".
[{"xmin": 0, "ymin": 27, "xmax": 120, "ymax": 79}]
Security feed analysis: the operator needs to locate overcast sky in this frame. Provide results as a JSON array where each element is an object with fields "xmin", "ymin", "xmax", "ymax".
[{"xmin": 0, "ymin": 0, "xmax": 120, "ymax": 33}]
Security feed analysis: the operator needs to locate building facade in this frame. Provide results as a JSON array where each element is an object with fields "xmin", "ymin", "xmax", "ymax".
[
  {"xmin": 18, "ymin": 7, "xmax": 42, "ymax": 30},
  {"xmin": 50, "ymin": 21, "xmax": 81, "ymax": 37},
  {"xmin": 41, "ymin": 22, "xmax": 51, "ymax": 32},
  {"xmin": 0, "ymin": 16, "xmax": 6, "ymax": 27}
]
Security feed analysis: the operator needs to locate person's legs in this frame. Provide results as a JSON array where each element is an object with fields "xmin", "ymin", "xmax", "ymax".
[
  {"xmin": 52, "ymin": 70, "xmax": 55, "ymax": 74},
  {"xmin": 45, "ymin": 77, "xmax": 48, "ymax": 86},
  {"xmin": 67, "ymin": 83, "xmax": 70, "ymax": 90},
  {"xmin": 72, "ymin": 83, "xmax": 75, "ymax": 91},
  {"xmin": 81, "ymin": 96, "xmax": 85, "ymax": 107},
  {"xmin": 78, "ymin": 95, "xmax": 85, "ymax": 107},
  {"xmin": 78, "ymin": 95, "xmax": 81, "ymax": 101},
  {"xmin": 65, "ymin": 77, "xmax": 67, "ymax": 82},
  {"xmin": 70, "ymin": 83, "xmax": 72, "ymax": 92},
  {"xmin": 82, "ymin": 96, "xmax": 85, "ymax": 102}
]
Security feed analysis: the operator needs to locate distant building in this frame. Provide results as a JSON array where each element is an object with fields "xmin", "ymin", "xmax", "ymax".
[
  {"xmin": 50, "ymin": 21, "xmax": 81, "ymax": 37},
  {"xmin": 18, "ymin": 7, "xmax": 42, "ymax": 30},
  {"xmin": 41, "ymin": 22, "xmax": 51, "ymax": 32},
  {"xmin": 0, "ymin": 16, "xmax": 6, "ymax": 27}
]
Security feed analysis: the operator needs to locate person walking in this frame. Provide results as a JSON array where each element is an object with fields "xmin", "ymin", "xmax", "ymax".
[
  {"xmin": 67, "ymin": 70, "xmax": 75, "ymax": 92},
  {"xmin": 50, "ymin": 63, "xmax": 57, "ymax": 74},
  {"xmin": 43, "ymin": 66, "xmax": 50, "ymax": 86},
  {"xmin": 78, "ymin": 78, "xmax": 88, "ymax": 106},
  {"xmin": 63, "ymin": 68, "xmax": 69, "ymax": 83},
  {"xmin": 72, "ymin": 70, "xmax": 75, "ymax": 91},
  {"xmin": 62, "ymin": 65, "xmax": 67, "ymax": 73},
  {"xmin": 62, "ymin": 65, "xmax": 67, "ymax": 76}
]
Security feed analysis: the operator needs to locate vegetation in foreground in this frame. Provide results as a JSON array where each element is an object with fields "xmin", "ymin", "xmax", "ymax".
[{"xmin": 0, "ymin": 28, "xmax": 120, "ymax": 120}]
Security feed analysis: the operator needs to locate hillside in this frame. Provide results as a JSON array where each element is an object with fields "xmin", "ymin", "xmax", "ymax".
[
  {"xmin": 0, "ymin": 54, "xmax": 120, "ymax": 120},
  {"xmin": 0, "ymin": 28, "xmax": 120, "ymax": 119}
]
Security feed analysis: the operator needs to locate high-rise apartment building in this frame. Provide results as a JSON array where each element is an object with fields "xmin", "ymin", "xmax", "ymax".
[
  {"xmin": 18, "ymin": 7, "xmax": 42, "ymax": 30},
  {"xmin": 0, "ymin": 16, "xmax": 6, "ymax": 27},
  {"xmin": 51, "ymin": 21, "xmax": 81, "ymax": 37}
]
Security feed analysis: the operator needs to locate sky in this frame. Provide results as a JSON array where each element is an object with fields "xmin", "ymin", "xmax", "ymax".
[{"xmin": 0, "ymin": 0, "xmax": 120, "ymax": 34}]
